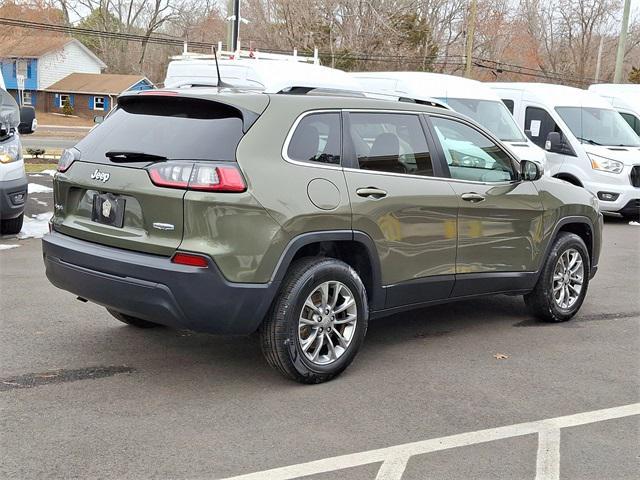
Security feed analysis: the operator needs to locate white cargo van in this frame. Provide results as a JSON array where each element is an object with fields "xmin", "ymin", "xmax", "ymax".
[
  {"xmin": 0, "ymin": 72, "xmax": 28, "ymax": 234},
  {"xmin": 588, "ymin": 84, "xmax": 640, "ymax": 136},
  {"xmin": 349, "ymin": 72, "xmax": 547, "ymax": 168},
  {"xmin": 490, "ymin": 82, "xmax": 640, "ymax": 219},
  {"xmin": 164, "ymin": 57, "xmax": 364, "ymax": 94}
]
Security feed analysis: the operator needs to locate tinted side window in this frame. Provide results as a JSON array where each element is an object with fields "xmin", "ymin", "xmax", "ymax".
[
  {"xmin": 431, "ymin": 117, "xmax": 516, "ymax": 182},
  {"xmin": 620, "ymin": 112, "xmax": 640, "ymax": 136},
  {"xmin": 348, "ymin": 113, "xmax": 433, "ymax": 176},
  {"xmin": 287, "ymin": 112, "xmax": 341, "ymax": 165},
  {"xmin": 524, "ymin": 106, "xmax": 561, "ymax": 148},
  {"xmin": 502, "ymin": 99, "xmax": 515, "ymax": 114}
]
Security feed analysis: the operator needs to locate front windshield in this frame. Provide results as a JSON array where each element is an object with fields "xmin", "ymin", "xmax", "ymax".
[
  {"xmin": 442, "ymin": 98, "xmax": 526, "ymax": 142},
  {"xmin": 556, "ymin": 106, "xmax": 640, "ymax": 147}
]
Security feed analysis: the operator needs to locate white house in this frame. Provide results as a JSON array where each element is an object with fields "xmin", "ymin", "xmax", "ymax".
[{"xmin": 0, "ymin": 35, "xmax": 106, "ymax": 107}]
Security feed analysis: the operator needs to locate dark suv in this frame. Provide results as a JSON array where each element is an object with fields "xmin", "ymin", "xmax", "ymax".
[{"xmin": 42, "ymin": 89, "xmax": 602, "ymax": 383}]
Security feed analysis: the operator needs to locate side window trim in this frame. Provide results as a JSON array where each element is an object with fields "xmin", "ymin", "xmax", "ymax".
[
  {"xmin": 281, "ymin": 109, "xmax": 343, "ymax": 170},
  {"xmin": 426, "ymin": 112, "xmax": 521, "ymax": 184},
  {"xmin": 342, "ymin": 109, "xmax": 441, "ymax": 180},
  {"xmin": 421, "ymin": 114, "xmax": 451, "ymax": 179},
  {"xmin": 341, "ymin": 111, "xmax": 359, "ymax": 170}
]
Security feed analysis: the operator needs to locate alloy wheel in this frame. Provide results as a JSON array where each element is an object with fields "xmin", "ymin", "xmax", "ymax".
[
  {"xmin": 552, "ymin": 248, "xmax": 584, "ymax": 309},
  {"xmin": 298, "ymin": 281, "xmax": 358, "ymax": 366}
]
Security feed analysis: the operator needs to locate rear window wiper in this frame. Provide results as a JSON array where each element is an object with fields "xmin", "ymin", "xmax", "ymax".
[{"xmin": 105, "ymin": 151, "xmax": 167, "ymax": 163}]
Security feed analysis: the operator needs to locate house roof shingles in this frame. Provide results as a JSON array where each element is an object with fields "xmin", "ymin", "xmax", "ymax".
[
  {"xmin": 45, "ymin": 73, "xmax": 150, "ymax": 95},
  {"xmin": 0, "ymin": 35, "xmax": 73, "ymax": 58}
]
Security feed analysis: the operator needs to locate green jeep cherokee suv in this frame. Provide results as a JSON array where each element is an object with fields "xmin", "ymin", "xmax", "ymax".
[{"xmin": 42, "ymin": 89, "xmax": 602, "ymax": 383}]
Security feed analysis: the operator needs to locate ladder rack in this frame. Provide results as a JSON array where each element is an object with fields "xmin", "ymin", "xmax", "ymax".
[{"xmin": 172, "ymin": 41, "xmax": 320, "ymax": 65}]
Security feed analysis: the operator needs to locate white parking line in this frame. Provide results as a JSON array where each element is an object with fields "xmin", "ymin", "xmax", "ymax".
[
  {"xmin": 220, "ymin": 403, "xmax": 640, "ymax": 480},
  {"xmin": 535, "ymin": 428, "xmax": 561, "ymax": 480}
]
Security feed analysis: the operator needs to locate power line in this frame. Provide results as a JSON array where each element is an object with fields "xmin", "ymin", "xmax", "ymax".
[{"xmin": 0, "ymin": 17, "xmax": 593, "ymax": 85}]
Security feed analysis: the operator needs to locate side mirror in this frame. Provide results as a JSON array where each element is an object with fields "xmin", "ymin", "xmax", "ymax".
[
  {"xmin": 545, "ymin": 132, "xmax": 562, "ymax": 153},
  {"xmin": 93, "ymin": 115, "xmax": 104, "ymax": 124},
  {"xmin": 18, "ymin": 106, "xmax": 37, "ymax": 134},
  {"xmin": 521, "ymin": 160, "xmax": 542, "ymax": 181}
]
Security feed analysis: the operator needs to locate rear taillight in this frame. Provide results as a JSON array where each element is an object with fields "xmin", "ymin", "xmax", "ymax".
[
  {"xmin": 147, "ymin": 163, "xmax": 246, "ymax": 192},
  {"xmin": 58, "ymin": 148, "xmax": 79, "ymax": 173},
  {"xmin": 171, "ymin": 252, "xmax": 209, "ymax": 267}
]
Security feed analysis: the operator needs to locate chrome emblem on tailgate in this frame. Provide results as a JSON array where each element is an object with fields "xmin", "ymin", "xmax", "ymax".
[
  {"xmin": 153, "ymin": 223, "xmax": 175, "ymax": 231},
  {"xmin": 102, "ymin": 199, "xmax": 112, "ymax": 217},
  {"xmin": 90, "ymin": 169, "xmax": 110, "ymax": 183}
]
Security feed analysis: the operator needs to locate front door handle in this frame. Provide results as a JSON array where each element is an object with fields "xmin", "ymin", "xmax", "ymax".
[
  {"xmin": 461, "ymin": 192, "xmax": 486, "ymax": 203},
  {"xmin": 356, "ymin": 187, "xmax": 387, "ymax": 199}
]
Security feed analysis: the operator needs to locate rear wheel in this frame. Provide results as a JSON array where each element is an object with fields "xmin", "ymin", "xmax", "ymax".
[
  {"xmin": 524, "ymin": 232, "xmax": 590, "ymax": 322},
  {"xmin": 0, "ymin": 213, "xmax": 24, "ymax": 235},
  {"xmin": 106, "ymin": 308, "xmax": 159, "ymax": 328},
  {"xmin": 259, "ymin": 257, "xmax": 368, "ymax": 384}
]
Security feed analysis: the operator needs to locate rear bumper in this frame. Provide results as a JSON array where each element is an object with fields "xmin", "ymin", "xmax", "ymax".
[
  {"xmin": 0, "ymin": 176, "xmax": 28, "ymax": 220},
  {"xmin": 42, "ymin": 231, "xmax": 277, "ymax": 334}
]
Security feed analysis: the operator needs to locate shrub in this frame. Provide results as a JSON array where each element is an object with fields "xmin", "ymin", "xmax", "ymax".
[
  {"xmin": 62, "ymin": 99, "xmax": 74, "ymax": 116},
  {"xmin": 26, "ymin": 148, "xmax": 45, "ymax": 158}
]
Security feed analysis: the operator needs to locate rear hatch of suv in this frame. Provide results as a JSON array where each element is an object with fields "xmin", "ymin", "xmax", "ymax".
[{"xmin": 52, "ymin": 91, "xmax": 268, "ymax": 256}]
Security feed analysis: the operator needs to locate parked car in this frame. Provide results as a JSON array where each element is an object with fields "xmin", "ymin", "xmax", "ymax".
[
  {"xmin": 490, "ymin": 82, "xmax": 640, "ymax": 220},
  {"xmin": 350, "ymin": 72, "xmax": 548, "ymax": 170},
  {"xmin": 588, "ymin": 83, "xmax": 640, "ymax": 136},
  {"xmin": 0, "ymin": 74, "xmax": 28, "ymax": 234},
  {"xmin": 42, "ymin": 87, "xmax": 602, "ymax": 383}
]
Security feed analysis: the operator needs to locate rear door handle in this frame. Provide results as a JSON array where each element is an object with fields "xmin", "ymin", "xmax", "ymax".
[
  {"xmin": 461, "ymin": 192, "xmax": 486, "ymax": 203},
  {"xmin": 356, "ymin": 187, "xmax": 387, "ymax": 199}
]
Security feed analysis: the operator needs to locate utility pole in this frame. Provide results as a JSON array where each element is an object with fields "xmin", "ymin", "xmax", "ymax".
[
  {"xmin": 231, "ymin": 0, "xmax": 240, "ymax": 52},
  {"xmin": 614, "ymin": 0, "xmax": 631, "ymax": 83},
  {"xmin": 465, "ymin": 0, "xmax": 477, "ymax": 78},
  {"xmin": 594, "ymin": 35, "xmax": 604, "ymax": 82},
  {"xmin": 226, "ymin": 0, "xmax": 234, "ymax": 51}
]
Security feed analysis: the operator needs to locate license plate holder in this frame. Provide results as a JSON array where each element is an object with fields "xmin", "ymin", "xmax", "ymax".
[{"xmin": 91, "ymin": 193, "xmax": 126, "ymax": 228}]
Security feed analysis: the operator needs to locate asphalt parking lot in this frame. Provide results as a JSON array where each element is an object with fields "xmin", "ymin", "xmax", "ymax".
[{"xmin": 1, "ymin": 173, "xmax": 639, "ymax": 479}]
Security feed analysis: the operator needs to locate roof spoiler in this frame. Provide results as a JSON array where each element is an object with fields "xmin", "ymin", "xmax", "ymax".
[{"xmin": 118, "ymin": 93, "xmax": 261, "ymax": 133}]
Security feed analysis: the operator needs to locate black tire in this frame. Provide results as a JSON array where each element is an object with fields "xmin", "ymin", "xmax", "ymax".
[
  {"xmin": 1, "ymin": 213, "xmax": 24, "ymax": 235},
  {"xmin": 259, "ymin": 257, "xmax": 368, "ymax": 384},
  {"xmin": 524, "ymin": 232, "xmax": 590, "ymax": 322},
  {"xmin": 106, "ymin": 308, "xmax": 159, "ymax": 328}
]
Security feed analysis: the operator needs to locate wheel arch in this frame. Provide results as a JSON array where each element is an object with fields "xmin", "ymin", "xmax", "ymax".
[
  {"xmin": 553, "ymin": 173, "xmax": 583, "ymax": 187},
  {"xmin": 270, "ymin": 230, "xmax": 385, "ymax": 311},
  {"xmin": 540, "ymin": 216, "xmax": 595, "ymax": 274}
]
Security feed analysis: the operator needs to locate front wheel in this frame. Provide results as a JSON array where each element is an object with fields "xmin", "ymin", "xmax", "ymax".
[
  {"xmin": 259, "ymin": 257, "xmax": 368, "ymax": 384},
  {"xmin": 524, "ymin": 232, "xmax": 590, "ymax": 322}
]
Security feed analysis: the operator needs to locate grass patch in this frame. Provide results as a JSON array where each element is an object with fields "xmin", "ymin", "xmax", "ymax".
[{"xmin": 25, "ymin": 163, "xmax": 57, "ymax": 173}]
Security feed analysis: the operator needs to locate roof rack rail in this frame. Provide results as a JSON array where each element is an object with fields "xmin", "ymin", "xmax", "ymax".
[
  {"xmin": 278, "ymin": 87, "xmax": 365, "ymax": 97},
  {"xmin": 172, "ymin": 41, "xmax": 320, "ymax": 65},
  {"xmin": 361, "ymin": 91, "xmax": 452, "ymax": 110}
]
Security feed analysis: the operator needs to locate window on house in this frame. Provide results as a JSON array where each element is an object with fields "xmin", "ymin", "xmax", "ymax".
[
  {"xmin": 21, "ymin": 91, "xmax": 32, "ymax": 106},
  {"xmin": 59, "ymin": 94, "xmax": 71, "ymax": 108},
  {"xmin": 94, "ymin": 97, "xmax": 105, "ymax": 111},
  {"xmin": 16, "ymin": 60, "xmax": 28, "ymax": 78}
]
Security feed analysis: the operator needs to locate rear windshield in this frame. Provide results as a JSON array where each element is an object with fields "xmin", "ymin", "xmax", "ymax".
[{"xmin": 76, "ymin": 96, "xmax": 245, "ymax": 162}]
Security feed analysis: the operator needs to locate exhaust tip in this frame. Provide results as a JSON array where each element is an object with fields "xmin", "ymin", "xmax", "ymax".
[{"xmin": 76, "ymin": 297, "xmax": 88, "ymax": 303}]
